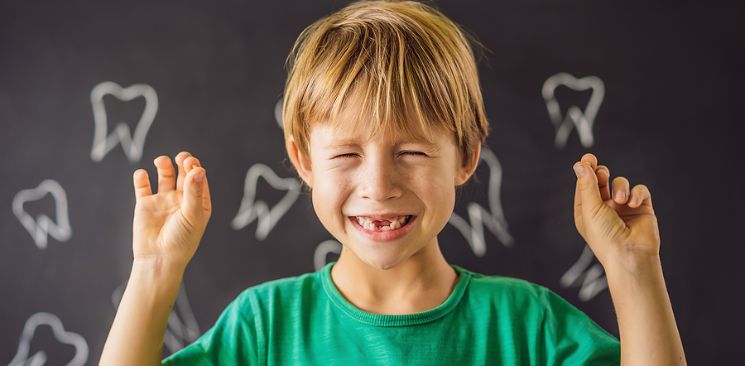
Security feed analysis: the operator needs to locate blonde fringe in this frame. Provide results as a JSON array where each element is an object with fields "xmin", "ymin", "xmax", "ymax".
[{"xmin": 282, "ymin": 0, "xmax": 490, "ymax": 167}]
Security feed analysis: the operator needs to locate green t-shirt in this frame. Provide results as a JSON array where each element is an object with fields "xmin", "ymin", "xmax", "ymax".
[{"xmin": 162, "ymin": 261, "xmax": 620, "ymax": 365}]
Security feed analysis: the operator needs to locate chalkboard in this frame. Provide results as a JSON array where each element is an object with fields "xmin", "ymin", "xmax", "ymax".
[{"xmin": 1, "ymin": 0, "xmax": 743, "ymax": 364}]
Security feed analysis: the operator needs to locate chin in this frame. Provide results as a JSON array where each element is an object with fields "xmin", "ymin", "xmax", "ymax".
[{"xmin": 357, "ymin": 251, "xmax": 407, "ymax": 271}]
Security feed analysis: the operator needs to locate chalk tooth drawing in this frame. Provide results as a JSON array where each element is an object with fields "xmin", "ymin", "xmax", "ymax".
[
  {"xmin": 90, "ymin": 81, "xmax": 158, "ymax": 162},
  {"xmin": 448, "ymin": 146, "xmax": 514, "ymax": 257},
  {"xmin": 7, "ymin": 312, "xmax": 89, "ymax": 366},
  {"xmin": 542, "ymin": 73, "xmax": 605, "ymax": 149},
  {"xmin": 274, "ymin": 97, "xmax": 284, "ymax": 129},
  {"xmin": 12, "ymin": 179, "xmax": 72, "ymax": 249},
  {"xmin": 313, "ymin": 240, "xmax": 342, "ymax": 271},
  {"xmin": 112, "ymin": 281, "xmax": 200, "ymax": 354},
  {"xmin": 231, "ymin": 163, "xmax": 302, "ymax": 241},
  {"xmin": 560, "ymin": 245, "xmax": 608, "ymax": 301}
]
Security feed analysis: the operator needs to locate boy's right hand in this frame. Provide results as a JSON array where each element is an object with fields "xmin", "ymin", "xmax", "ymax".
[{"xmin": 131, "ymin": 151, "xmax": 212, "ymax": 269}]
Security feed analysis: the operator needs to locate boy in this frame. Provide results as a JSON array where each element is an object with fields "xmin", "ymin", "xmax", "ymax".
[{"xmin": 100, "ymin": 0, "xmax": 686, "ymax": 364}]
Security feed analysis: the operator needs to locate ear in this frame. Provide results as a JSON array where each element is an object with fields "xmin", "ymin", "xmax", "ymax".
[
  {"xmin": 286, "ymin": 135, "xmax": 313, "ymax": 189},
  {"xmin": 455, "ymin": 143, "xmax": 481, "ymax": 186}
]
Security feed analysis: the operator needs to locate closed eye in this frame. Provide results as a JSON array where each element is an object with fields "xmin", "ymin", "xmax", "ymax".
[
  {"xmin": 335, "ymin": 153, "xmax": 359, "ymax": 159},
  {"xmin": 400, "ymin": 151, "xmax": 428, "ymax": 157},
  {"xmin": 334, "ymin": 151, "xmax": 427, "ymax": 159}
]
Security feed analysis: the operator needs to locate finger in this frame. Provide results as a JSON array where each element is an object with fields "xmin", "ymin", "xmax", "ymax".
[
  {"xmin": 580, "ymin": 153, "xmax": 598, "ymax": 171},
  {"xmin": 596, "ymin": 165, "xmax": 610, "ymax": 202},
  {"xmin": 628, "ymin": 184, "xmax": 652, "ymax": 208},
  {"xmin": 201, "ymin": 168, "xmax": 212, "ymax": 212},
  {"xmin": 573, "ymin": 161, "xmax": 603, "ymax": 219},
  {"xmin": 175, "ymin": 151, "xmax": 192, "ymax": 192},
  {"xmin": 574, "ymin": 155, "xmax": 600, "ymax": 210},
  {"xmin": 154, "ymin": 155, "xmax": 177, "ymax": 193},
  {"xmin": 133, "ymin": 169, "xmax": 152, "ymax": 201},
  {"xmin": 184, "ymin": 156, "xmax": 201, "ymax": 174},
  {"xmin": 182, "ymin": 166, "xmax": 207, "ymax": 225},
  {"xmin": 612, "ymin": 176, "xmax": 631, "ymax": 205},
  {"xmin": 182, "ymin": 156, "xmax": 208, "ymax": 210}
]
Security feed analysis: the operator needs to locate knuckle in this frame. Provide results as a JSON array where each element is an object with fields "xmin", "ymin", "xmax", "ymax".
[
  {"xmin": 159, "ymin": 168, "xmax": 175, "ymax": 177},
  {"xmin": 640, "ymin": 185, "xmax": 650, "ymax": 196}
]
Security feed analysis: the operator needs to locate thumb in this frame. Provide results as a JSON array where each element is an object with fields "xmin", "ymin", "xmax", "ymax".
[
  {"xmin": 182, "ymin": 167, "xmax": 206, "ymax": 224},
  {"xmin": 573, "ymin": 162, "xmax": 603, "ymax": 220}
]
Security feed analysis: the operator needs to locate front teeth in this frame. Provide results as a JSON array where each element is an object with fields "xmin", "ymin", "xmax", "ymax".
[{"xmin": 355, "ymin": 215, "xmax": 411, "ymax": 231}]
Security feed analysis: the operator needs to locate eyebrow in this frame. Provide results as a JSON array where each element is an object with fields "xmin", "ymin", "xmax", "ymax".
[{"xmin": 325, "ymin": 139, "xmax": 438, "ymax": 149}]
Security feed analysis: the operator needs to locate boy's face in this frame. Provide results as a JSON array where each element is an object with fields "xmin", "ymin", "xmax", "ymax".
[{"xmin": 288, "ymin": 119, "xmax": 479, "ymax": 271}]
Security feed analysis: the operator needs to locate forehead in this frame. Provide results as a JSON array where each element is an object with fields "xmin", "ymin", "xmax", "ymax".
[
  {"xmin": 310, "ymin": 122, "xmax": 443, "ymax": 149},
  {"xmin": 310, "ymin": 94, "xmax": 448, "ymax": 149}
]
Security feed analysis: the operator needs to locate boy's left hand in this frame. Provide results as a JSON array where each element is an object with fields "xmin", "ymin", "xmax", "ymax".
[{"xmin": 572, "ymin": 153, "xmax": 661, "ymax": 270}]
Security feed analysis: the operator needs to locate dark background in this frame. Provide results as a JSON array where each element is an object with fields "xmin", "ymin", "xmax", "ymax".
[{"xmin": 1, "ymin": 0, "xmax": 743, "ymax": 364}]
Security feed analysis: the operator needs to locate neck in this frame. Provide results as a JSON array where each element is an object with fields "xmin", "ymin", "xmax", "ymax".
[{"xmin": 330, "ymin": 238, "xmax": 458, "ymax": 315}]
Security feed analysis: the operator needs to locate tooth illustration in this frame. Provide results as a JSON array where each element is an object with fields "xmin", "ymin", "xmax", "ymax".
[
  {"xmin": 560, "ymin": 245, "xmax": 608, "ymax": 301},
  {"xmin": 12, "ymin": 179, "xmax": 72, "ymax": 249},
  {"xmin": 448, "ymin": 147, "xmax": 514, "ymax": 257},
  {"xmin": 542, "ymin": 73, "xmax": 605, "ymax": 149},
  {"xmin": 313, "ymin": 239, "xmax": 342, "ymax": 271},
  {"xmin": 90, "ymin": 81, "xmax": 158, "ymax": 162},
  {"xmin": 7, "ymin": 312, "xmax": 89, "ymax": 366},
  {"xmin": 112, "ymin": 281, "xmax": 200, "ymax": 354},
  {"xmin": 231, "ymin": 163, "xmax": 302, "ymax": 241}
]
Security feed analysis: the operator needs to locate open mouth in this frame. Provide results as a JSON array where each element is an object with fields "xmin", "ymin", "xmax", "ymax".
[
  {"xmin": 350, "ymin": 215, "xmax": 414, "ymax": 231},
  {"xmin": 347, "ymin": 215, "xmax": 418, "ymax": 241}
]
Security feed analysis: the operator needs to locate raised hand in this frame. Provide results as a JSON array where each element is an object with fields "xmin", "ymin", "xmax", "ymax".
[
  {"xmin": 572, "ymin": 153, "xmax": 661, "ymax": 270},
  {"xmin": 131, "ymin": 151, "xmax": 212, "ymax": 269}
]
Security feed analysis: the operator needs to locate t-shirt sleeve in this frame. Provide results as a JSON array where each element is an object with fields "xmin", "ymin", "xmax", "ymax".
[
  {"xmin": 161, "ymin": 291, "xmax": 260, "ymax": 365},
  {"xmin": 539, "ymin": 287, "xmax": 621, "ymax": 365}
]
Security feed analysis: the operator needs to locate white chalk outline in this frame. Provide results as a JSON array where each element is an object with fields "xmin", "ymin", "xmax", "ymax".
[
  {"xmin": 112, "ymin": 281, "xmax": 200, "ymax": 354},
  {"xmin": 560, "ymin": 245, "xmax": 608, "ymax": 301},
  {"xmin": 313, "ymin": 239, "xmax": 342, "ymax": 271},
  {"xmin": 7, "ymin": 312, "xmax": 88, "ymax": 366},
  {"xmin": 90, "ymin": 81, "xmax": 158, "ymax": 162},
  {"xmin": 448, "ymin": 146, "xmax": 514, "ymax": 256},
  {"xmin": 542, "ymin": 73, "xmax": 605, "ymax": 149},
  {"xmin": 231, "ymin": 163, "xmax": 302, "ymax": 241},
  {"xmin": 12, "ymin": 179, "xmax": 72, "ymax": 249}
]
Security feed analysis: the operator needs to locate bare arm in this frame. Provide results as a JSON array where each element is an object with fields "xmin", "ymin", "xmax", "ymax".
[
  {"xmin": 100, "ymin": 258, "xmax": 185, "ymax": 365},
  {"xmin": 571, "ymin": 153, "xmax": 686, "ymax": 365},
  {"xmin": 100, "ymin": 151, "xmax": 212, "ymax": 365},
  {"xmin": 606, "ymin": 255, "xmax": 686, "ymax": 366}
]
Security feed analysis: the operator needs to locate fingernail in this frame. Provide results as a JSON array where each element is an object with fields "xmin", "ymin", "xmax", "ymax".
[
  {"xmin": 573, "ymin": 163, "xmax": 585, "ymax": 178},
  {"xmin": 615, "ymin": 190, "xmax": 625, "ymax": 201}
]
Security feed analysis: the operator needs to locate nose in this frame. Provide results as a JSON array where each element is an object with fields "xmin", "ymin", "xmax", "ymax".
[{"xmin": 359, "ymin": 154, "xmax": 402, "ymax": 201}]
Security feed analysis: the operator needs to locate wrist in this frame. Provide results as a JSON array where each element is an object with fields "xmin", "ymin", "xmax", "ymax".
[
  {"xmin": 130, "ymin": 255, "xmax": 186, "ymax": 291},
  {"xmin": 603, "ymin": 247, "xmax": 662, "ymax": 279},
  {"xmin": 133, "ymin": 255, "xmax": 188, "ymax": 274}
]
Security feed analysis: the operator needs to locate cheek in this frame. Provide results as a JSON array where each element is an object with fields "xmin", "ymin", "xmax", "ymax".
[
  {"xmin": 422, "ymin": 165, "xmax": 457, "ymax": 222},
  {"xmin": 310, "ymin": 170, "xmax": 351, "ymax": 227},
  {"xmin": 407, "ymin": 166, "xmax": 455, "ymax": 220}
]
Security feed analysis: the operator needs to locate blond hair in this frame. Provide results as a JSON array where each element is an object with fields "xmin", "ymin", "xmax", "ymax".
[{"xmin": 282, "ymin": 0, "xmax": 490, "ymax": 172}]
